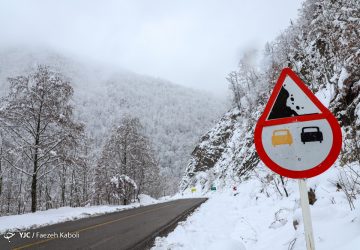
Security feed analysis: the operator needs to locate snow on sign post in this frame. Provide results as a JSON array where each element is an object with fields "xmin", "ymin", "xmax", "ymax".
[{"xmin": 254, "ymin": 68, "xmax": 342, "ymax": 250}]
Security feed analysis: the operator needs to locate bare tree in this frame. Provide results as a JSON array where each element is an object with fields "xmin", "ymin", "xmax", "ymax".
[
  {"xmin": 0, "ymin": 66, "xmax": 83, "ymax": 212},
  {"xmin": 95, "ymin": 116, "xmax": 160, "ymax": 205}
]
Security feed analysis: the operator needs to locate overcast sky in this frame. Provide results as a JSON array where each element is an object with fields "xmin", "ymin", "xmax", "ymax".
[{"xmin": 0, "ymin": 0, "xmax": 303, "ymax": 96}]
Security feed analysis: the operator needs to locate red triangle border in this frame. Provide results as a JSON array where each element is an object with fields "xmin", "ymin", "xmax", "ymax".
[{"xmin": 260, "ymin": 68, "xmax": 331, "ymax": 126}]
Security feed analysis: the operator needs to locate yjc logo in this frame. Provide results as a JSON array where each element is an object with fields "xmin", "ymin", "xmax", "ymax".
[
  {"xmin": 19, "ymin": 232, "xmax": 31, "ymax": 238},
  {"xmin": 3, "ymin": 232, "xmax": 15, "ymax": 242}
]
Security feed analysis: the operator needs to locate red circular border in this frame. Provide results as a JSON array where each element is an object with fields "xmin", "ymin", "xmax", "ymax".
[
  {"xmin": 255, "ymin": 109, "xmax": 342, "ymax": 179},
  {"xmin": 254, "ymin": 68, "xmax": 342, "ymax": 178}
]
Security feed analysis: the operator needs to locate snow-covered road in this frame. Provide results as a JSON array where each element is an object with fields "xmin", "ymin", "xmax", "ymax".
[{"xmin": 0, "ymin": 194, "xmax": 163, "ymax": 234}]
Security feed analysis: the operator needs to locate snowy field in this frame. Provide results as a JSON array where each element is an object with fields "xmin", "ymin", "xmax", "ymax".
[
  {"xmin": 153, "ymin": 165, "xmax": 360, "ymax": 250},
  {"xmin": 0, "ymin": 194, "xmax": 168, "ymax": 234}
]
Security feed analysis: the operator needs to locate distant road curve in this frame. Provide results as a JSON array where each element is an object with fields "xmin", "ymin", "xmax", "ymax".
[{"xmin": 0, "ymin": 198, "xmax": 207, "ymax": 250}]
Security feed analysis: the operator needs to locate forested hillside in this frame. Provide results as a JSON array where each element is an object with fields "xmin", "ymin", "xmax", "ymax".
[{"xmin": 0, "ymin": 48, "xmax": 226, "ymax": 214}]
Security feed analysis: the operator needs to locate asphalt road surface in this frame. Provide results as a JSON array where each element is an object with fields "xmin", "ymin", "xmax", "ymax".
[{"xmin": 0, "ymin": 198, "xmax": 207, "ymax": 250}]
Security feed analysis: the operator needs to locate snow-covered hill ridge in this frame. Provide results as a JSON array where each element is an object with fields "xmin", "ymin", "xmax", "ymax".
[{"xmin": 0, "ymin": 47, "xmax": 227, "ymax": 193}]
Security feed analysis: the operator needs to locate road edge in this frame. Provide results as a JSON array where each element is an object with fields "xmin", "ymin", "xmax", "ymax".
[{"xmin": 130, "ymin": 198, "xmax": 208, "ymax": 250}]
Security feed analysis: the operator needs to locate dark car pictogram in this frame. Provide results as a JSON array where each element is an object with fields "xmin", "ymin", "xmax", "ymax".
[{"xmin": 301, "ymin": 126, "xmax": 323, "ymax": 144}]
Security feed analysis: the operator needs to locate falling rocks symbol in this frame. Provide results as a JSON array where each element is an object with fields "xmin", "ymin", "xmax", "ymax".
[{"xmin": 268, "ymin": 86, "xmax": 299, "ymax": 119}]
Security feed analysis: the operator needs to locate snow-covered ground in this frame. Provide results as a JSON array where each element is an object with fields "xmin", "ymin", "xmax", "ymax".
[
  {"xmin": 153, "ymin": 165, "xmax": 360, "ymax": 250},
  {"xmin": 0, "ymin": 194, "xmax": 166, "ymax": 234}
]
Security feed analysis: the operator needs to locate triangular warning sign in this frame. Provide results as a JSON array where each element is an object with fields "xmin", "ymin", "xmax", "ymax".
[
  {"xmin": 261, "ymin": 68, "xmax": 332, "ymax": 126},
  {"xmin": 268, "ymin": 75, "xmax": 321, "ymax": 119},
  {"xmin": 254, "ymin": 68, "xmax": 342, "ymax": 179}
]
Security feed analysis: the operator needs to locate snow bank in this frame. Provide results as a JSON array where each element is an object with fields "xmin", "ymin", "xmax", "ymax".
[
  {"xmin": 138, "ymin": 194, "xmax": 158, "ymax": 204},
  {"xmin": 153, "ymin": 165, "xmax": 360, "ymax": 250},
  {"xmin": 0, "ymin": 194, "xmax": 167, "ymax": 234}
]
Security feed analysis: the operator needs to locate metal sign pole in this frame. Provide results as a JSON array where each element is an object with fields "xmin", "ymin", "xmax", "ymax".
[{"xmin": 298, "ymin": 178, "xmax": 315, "ymax": 250}]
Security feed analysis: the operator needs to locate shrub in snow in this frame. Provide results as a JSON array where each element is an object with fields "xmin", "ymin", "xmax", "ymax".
[{"xmin": 109, "ymin": 174, "xmax": 138, "ymax": 205}]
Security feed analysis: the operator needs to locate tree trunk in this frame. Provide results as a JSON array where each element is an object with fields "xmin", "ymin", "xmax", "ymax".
[
  {"xmin": 280, "ymin": 175, "xmax": 289, "ymax": 197},
  {"xmin": 17, "ymin": 173, "xmax": 23, "ymax": 214},
  {"xmin": 70, "ymin": 169, "xmax": 74, "ymax": 207},
  {"xmin": 31, "ymin": 144, "xmax": 39, "ymax": 212},
  {"xmin": 83, "ymin": 169, "xmax": 87, "ymax": 205},
  {"xmin": 31, "ymin": 143, "xmax": 39, "ymax": 212},
  {"xmin": 31, "ymin": 174, "xmax": 37, "ymax": 212},
  {"xmin": 61, "ymin": 166, "xmax": 66, "ymax": 206},
  {"xmin": 31, "ymin": 110, "xmax": 42, "ymax": 213},
  {"xmin": 6, "ymin": 170, "xmax": 12, "ymax": 214}
]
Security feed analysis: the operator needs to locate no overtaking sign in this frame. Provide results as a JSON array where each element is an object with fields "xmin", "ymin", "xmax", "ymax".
[{"xmin": 254, "ymin": 68, "xmax": 342, "ymax": 179}]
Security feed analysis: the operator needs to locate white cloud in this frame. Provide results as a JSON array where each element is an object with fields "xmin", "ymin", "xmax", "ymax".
[{"xmin": 0, "ymin": 0, "xmax": 303, "ymax": 96}]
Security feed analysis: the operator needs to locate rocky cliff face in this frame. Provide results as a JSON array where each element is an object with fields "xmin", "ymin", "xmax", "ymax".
[{"xmin": 180, "ymin": 107, "xmax": 261, "ymax": 192}]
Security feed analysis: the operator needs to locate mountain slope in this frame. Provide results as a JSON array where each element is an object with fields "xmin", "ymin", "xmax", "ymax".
[
  {"xmin": 166, "ymin": 2, "xmax": 359, "ymax": 249},
  {"xmin": 180, "ymin": 0, "xmax": 359, "ymax": 194},
  {"xmin": 0, "ymin": 47, "xmax": 227, "ymax": 192}
]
